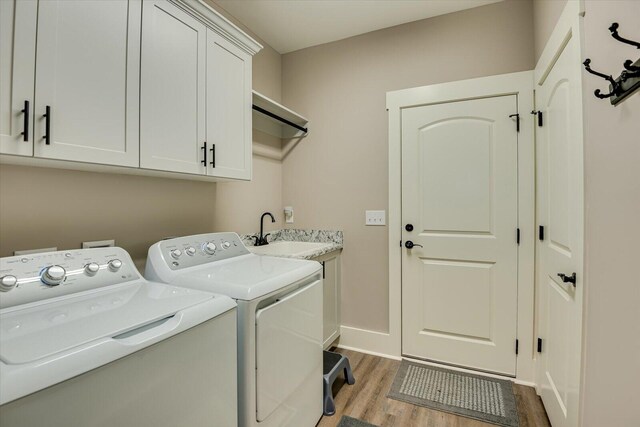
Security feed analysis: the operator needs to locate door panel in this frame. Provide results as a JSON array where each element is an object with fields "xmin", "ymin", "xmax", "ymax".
[
  {"xmin": 206, "ymin": 30, "xmax": 251, "ymax": 179},
  {"xmin": 255, "ymin": 281, "xmax": 322, "ymax": 422},
  {"xmin": 402, "ymin": 95, "xmax": 519, "ymax": 376},
  {"xmin": 536, "ymin": 27, "xmax": 584, "ymax": 427},
  {"xmin": 33, "ymin": 0, "xmax": 140, "ymax": 166},
  {"xmin": 140, "ymin": 0, "xmax": 206, "ymax": 175},
  {"xmin": 0, "ymin": 0, "xmax": 37, "ymax": 156}
]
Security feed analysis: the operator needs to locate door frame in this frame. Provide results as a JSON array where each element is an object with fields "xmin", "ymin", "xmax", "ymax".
[{"xmin": 385, "ymin": 71, "xmax": 536, "ymax": 383}]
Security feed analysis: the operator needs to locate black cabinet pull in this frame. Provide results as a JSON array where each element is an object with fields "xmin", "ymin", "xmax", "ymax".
[
  {"xmin": 43, "ymin": 106, "xmax": 51, "ymax": 145},
  {"xmin": 210, "ymin": 144, "xmax": 215, "ymax": 168},
  {"xmin": 201, "ymin": 142, "xmax": 207, "ymax": 166},
  {"xmin": 557, "ymin": 272, "xmax": 577, "ymax": 287},
  {"xmin": 21, "ymin": 100, "xmax": 29, "ymax": 142}
]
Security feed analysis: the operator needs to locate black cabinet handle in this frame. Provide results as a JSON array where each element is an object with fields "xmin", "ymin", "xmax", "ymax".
[
  {"xmin": 557, "ymin": 272, "xmax": 577, "ymax": 287},
  {"xmin": 21, "ymin": 100, "xmax": 29, "ymax": 142},
  {"xmin": 201, "ymin": 142, "xmax": 207, "ymax": 166},
  {"xmin": 210, "ymin": 144, "xmax": 215, "ymax": 168},
  {"xmin": 43, "ymin": 106, "xmax": 51, "ymax": 145},
  {"xmin": 405, "ymin": 241, "xmax": 423, "ymax": 249}
]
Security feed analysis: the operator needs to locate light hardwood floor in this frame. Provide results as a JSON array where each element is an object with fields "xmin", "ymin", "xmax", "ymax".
[{"xmin": 317, "ymin": 349, "xmax": 551, "ymax": 427}]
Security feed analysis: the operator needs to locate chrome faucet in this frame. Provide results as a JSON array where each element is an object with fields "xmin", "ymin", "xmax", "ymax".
[{"xmin": 254, "ymin": 212, "xmax": 275, "ymax": 246}]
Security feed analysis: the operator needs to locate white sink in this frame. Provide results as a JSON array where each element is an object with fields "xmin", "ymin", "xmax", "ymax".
[{"xmin": 248, "ymin": 241, "xmax": 333, "ymax": 258}]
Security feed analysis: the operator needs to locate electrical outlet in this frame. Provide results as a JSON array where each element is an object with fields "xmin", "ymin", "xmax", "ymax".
[
  {"xmin": 82, "ymin": 239, "xmax": 115, "ymax": 249},
  {"xmin": 365, "ymin": 210, "xmax": 386, "ymax": 226}
]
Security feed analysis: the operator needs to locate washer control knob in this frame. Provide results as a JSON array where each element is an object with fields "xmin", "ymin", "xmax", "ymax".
[
  {"xmin": 84, "ymin": 262, "xmax": 100, "ymax": 276},
  {"xmin": 186, "ymin": 247, "xmax": 196, "ymax": 256},
  {"xmin": 203, "ymin": 242, "xmax": 217, "ymax": 255},
  {"xmin": 171, "ymin": 249, "xmax": 183, "ymax": 259},
  {"xmin": 41, "ymin": 265, "xmax": 66, "ymax": 286},
  {"xmin": 221, "ymin": 241, "xmax": 231, "ymax": 250},
  {"xmin": 108, "ymin": 259, "xmax": 122, "ymax": 272},
  {"xmin": 0, "ymin": 275, "xmax": 18, "ymax": 292}
]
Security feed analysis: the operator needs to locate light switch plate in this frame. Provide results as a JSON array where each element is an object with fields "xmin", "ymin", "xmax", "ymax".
[{"xmin": 365, "ymin": 210, "xmax": 386, "ymax": 226}]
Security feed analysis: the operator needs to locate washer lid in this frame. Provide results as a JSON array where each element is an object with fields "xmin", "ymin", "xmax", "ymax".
[
  {"xmin": 175, "ymin": 254, "xmax": 322, "ymax": 300},
  {"xmin": 0, "ymin": 280, "xmax": 227, "ymax": 365}
]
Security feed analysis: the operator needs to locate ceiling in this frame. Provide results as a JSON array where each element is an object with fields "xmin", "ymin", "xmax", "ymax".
[{"xmin": 215, "ymin": 0, "xmax": 504, "ymax": 54}]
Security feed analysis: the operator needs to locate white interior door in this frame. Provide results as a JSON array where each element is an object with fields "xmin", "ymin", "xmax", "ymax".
[
  {"xmin": 33, "ymin": 0, "xmax": 141, "ymax": 167},
  {"xmin": 402, "ymin": 95, "xmax": 519, "ymax": 376},
  {"xmin": 205, "ymin": 29, "xmax": 252, "ymax": 179},
  {"xmin": 140, "ymin": 0, "xmax": 206, "ymax": 175},
  {"xmin": 535, "ymin": 7, "xmax": 584, "ymax": 427},
  {"xmin": 0, "ymin": 0, "xmax": 36, "ymax": 157}
]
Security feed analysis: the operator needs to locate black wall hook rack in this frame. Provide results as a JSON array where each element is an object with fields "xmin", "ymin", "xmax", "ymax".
[{"xmin": 583, "ymin": 22, "xmax": 640, "ymax": 106}]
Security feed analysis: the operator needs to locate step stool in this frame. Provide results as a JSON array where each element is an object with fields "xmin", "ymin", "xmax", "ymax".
[{"xmin": 323, "ymin": 350, "xmax": 355, "ymax": 416}]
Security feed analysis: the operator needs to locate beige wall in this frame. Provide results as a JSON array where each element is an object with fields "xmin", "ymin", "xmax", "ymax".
[
  {"xmin": 533, "ymin": 0, "xmax": 568, "ymax": 62},
  {"xmin": 206, "ymin": 0, "xmax": 285, "ymax": 234},
  {"xmin": 580, "ymin": 1, "xmax": 640, "ymax": 425},
  {"xmin": 0, "ymin": 1, "xmax": 283, "ymax": 261},
  {"xmin": 0, "ymin": 165, "xmax": 216, "ymax": 265},
  {"xmin": 281, "ymin": 0, "xmax": 535, "ymax": 332}
]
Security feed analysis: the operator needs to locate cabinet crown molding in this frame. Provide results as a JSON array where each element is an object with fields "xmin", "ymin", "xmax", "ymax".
[{"xmin": 171, "ymin": 0, "xmax": 263, "ymax": 55}]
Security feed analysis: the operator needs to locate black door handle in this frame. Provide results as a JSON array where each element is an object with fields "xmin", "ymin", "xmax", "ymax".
[
  {"xmin": 557, "ymin": 272, "xmax": 577, "ymax": 287},
  {"xmin": 210, "ymin": 143, "xmax": 215, "ymax": 168},
  {"xmin": 405, "ymin": 241, "xmax": 423, "ymax": 249},
  {"xmin": 405, "ymin": 224, "xmax": 414, "ymax": 232},
  {"xmin": 21, "ymin": 100, "xmax": 29, "ymax": 142},
  {"xmin": 201, "ymin": 142, "xmax": 207, "ymax": 166},
  {"xmin": 43, "ymin": 106, "xmax": 51, "ymax": 145}
]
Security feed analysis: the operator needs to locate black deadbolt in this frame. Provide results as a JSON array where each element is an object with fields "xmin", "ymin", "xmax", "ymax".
[{"xmin": 405, "ymin": 224, "xmax": 414, "ymax": 232}]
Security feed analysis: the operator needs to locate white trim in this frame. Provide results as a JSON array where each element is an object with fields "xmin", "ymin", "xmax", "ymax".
[
  {"xmin": 383, "ymin": 71, "xmax": 536, "ymax": 382},
  {"xmin": 337, "ymin": 325, "xmax": 398, "ymax": 359},
  {"xmin": 170, "ymin": 0, "xmax": 263, "ymax": 55},
  {"xmin": 336, "ymin": 343, "xmax": 402, "ymax": 362}
]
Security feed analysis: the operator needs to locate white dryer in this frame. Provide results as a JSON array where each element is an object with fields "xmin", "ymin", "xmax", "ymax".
[
  {"xmin": 0, "ymin": 247, "xmax": 237, "ymax": 427},
  {"xmin": 145, "ymin": 232, "xmax": 323, "ymax": 427}
]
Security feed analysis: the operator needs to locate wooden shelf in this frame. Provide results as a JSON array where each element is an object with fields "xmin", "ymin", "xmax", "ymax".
[{"xmin": 252, "ymin": 90, "xmax": 309, "ymax": 138}]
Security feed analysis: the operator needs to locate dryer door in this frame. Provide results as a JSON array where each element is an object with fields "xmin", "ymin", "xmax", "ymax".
[{"xmin": 255, "ymin": 280, "xmax": 322, "ymax": 422}]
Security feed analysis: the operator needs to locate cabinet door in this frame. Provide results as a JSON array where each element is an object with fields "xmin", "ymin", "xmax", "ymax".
[
  {"xmin": 140, "ymin": 0, "xmax": 206, "ymax": 175},
  {"xmin": 206, "ymin": 30, "xmax": 252, "ymax": 179},
  {"xmin": 0, "ymin": 0, "xmax": 36, "ymax": 156},
  {"xmin": 322, "ymin": 256, "xmax": 341, "ymax": 349},
  {"xmin": 33, "ymin": 0, "xmax": 141, "ymax": 167}
]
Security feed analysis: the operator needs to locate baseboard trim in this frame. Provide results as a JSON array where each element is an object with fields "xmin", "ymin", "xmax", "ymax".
[
  {"xmin": 338, "ymin": 325, "xmax": 400, "ymax": 359},
  {"xmin": 336, "ymin": 343, "xmax": 402, "ymax": 361}
]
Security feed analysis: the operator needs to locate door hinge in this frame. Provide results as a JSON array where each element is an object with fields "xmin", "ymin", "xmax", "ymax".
[
  {"xmin": 509, "ymin": 113, "xmax": 520, "ymax": 132},
  {"xmin": 515, "ymin": 339, "xmax": 519, "ymax": 355},
  {"xmin": 531, "ymin": 110, "xmax": 543, "ymax": 127},
  {"xmin": 539, "ymin": 225, "xmax": 545, "ymax": 241},
  {"xmin": 516, "ymin": 228, "xmax": 521, "ymax": 245},
  {"xmin": 400, "ymin": 240, "xmax": 402, "ymax": 248},
  {"xmin": 537, "ymin": 338, "xmax": 543, "ymax": 353}
]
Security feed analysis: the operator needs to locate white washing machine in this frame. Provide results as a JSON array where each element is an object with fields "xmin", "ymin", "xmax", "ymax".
[
  {"xmin": 0, "ymin": 247, "xmax": 238, "ymax": 427},
  {"xmin": 145, "ymin": 232, "xmax": 323, "ymax": 427}
]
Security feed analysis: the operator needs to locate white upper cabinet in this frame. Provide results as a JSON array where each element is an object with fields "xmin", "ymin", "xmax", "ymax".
[
  {"xmin": 140, "ymin": 0, "xmax": 207, "ymax": 175},
  {"xmin": 206, "ymin": 29, "xmax": 252, "ymax": 180},
  {"xmin": 0, "ymin": 0, "xmax": 37, "ymax": 157},
  {"xmin": 33, "ymin": 0, "xmax": 141, "ymax": 167},
  {"xmin": 0, "ymin": 0, "xmax": 261, "ymax": 181}
]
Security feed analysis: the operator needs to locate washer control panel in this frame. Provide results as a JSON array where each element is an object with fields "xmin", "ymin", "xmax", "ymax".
[
  {"xmin": 0, "ymin": 248, "xmax": 139, "ymax": 309},
  {"xmin": 158, "ymin": 232, "xmax": 250, "ymax": 270}
]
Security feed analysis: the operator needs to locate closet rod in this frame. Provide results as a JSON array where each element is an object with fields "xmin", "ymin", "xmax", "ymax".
[{"xmin": 252, "ymin": 104, "xmax": 308, "ymax": 134}]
